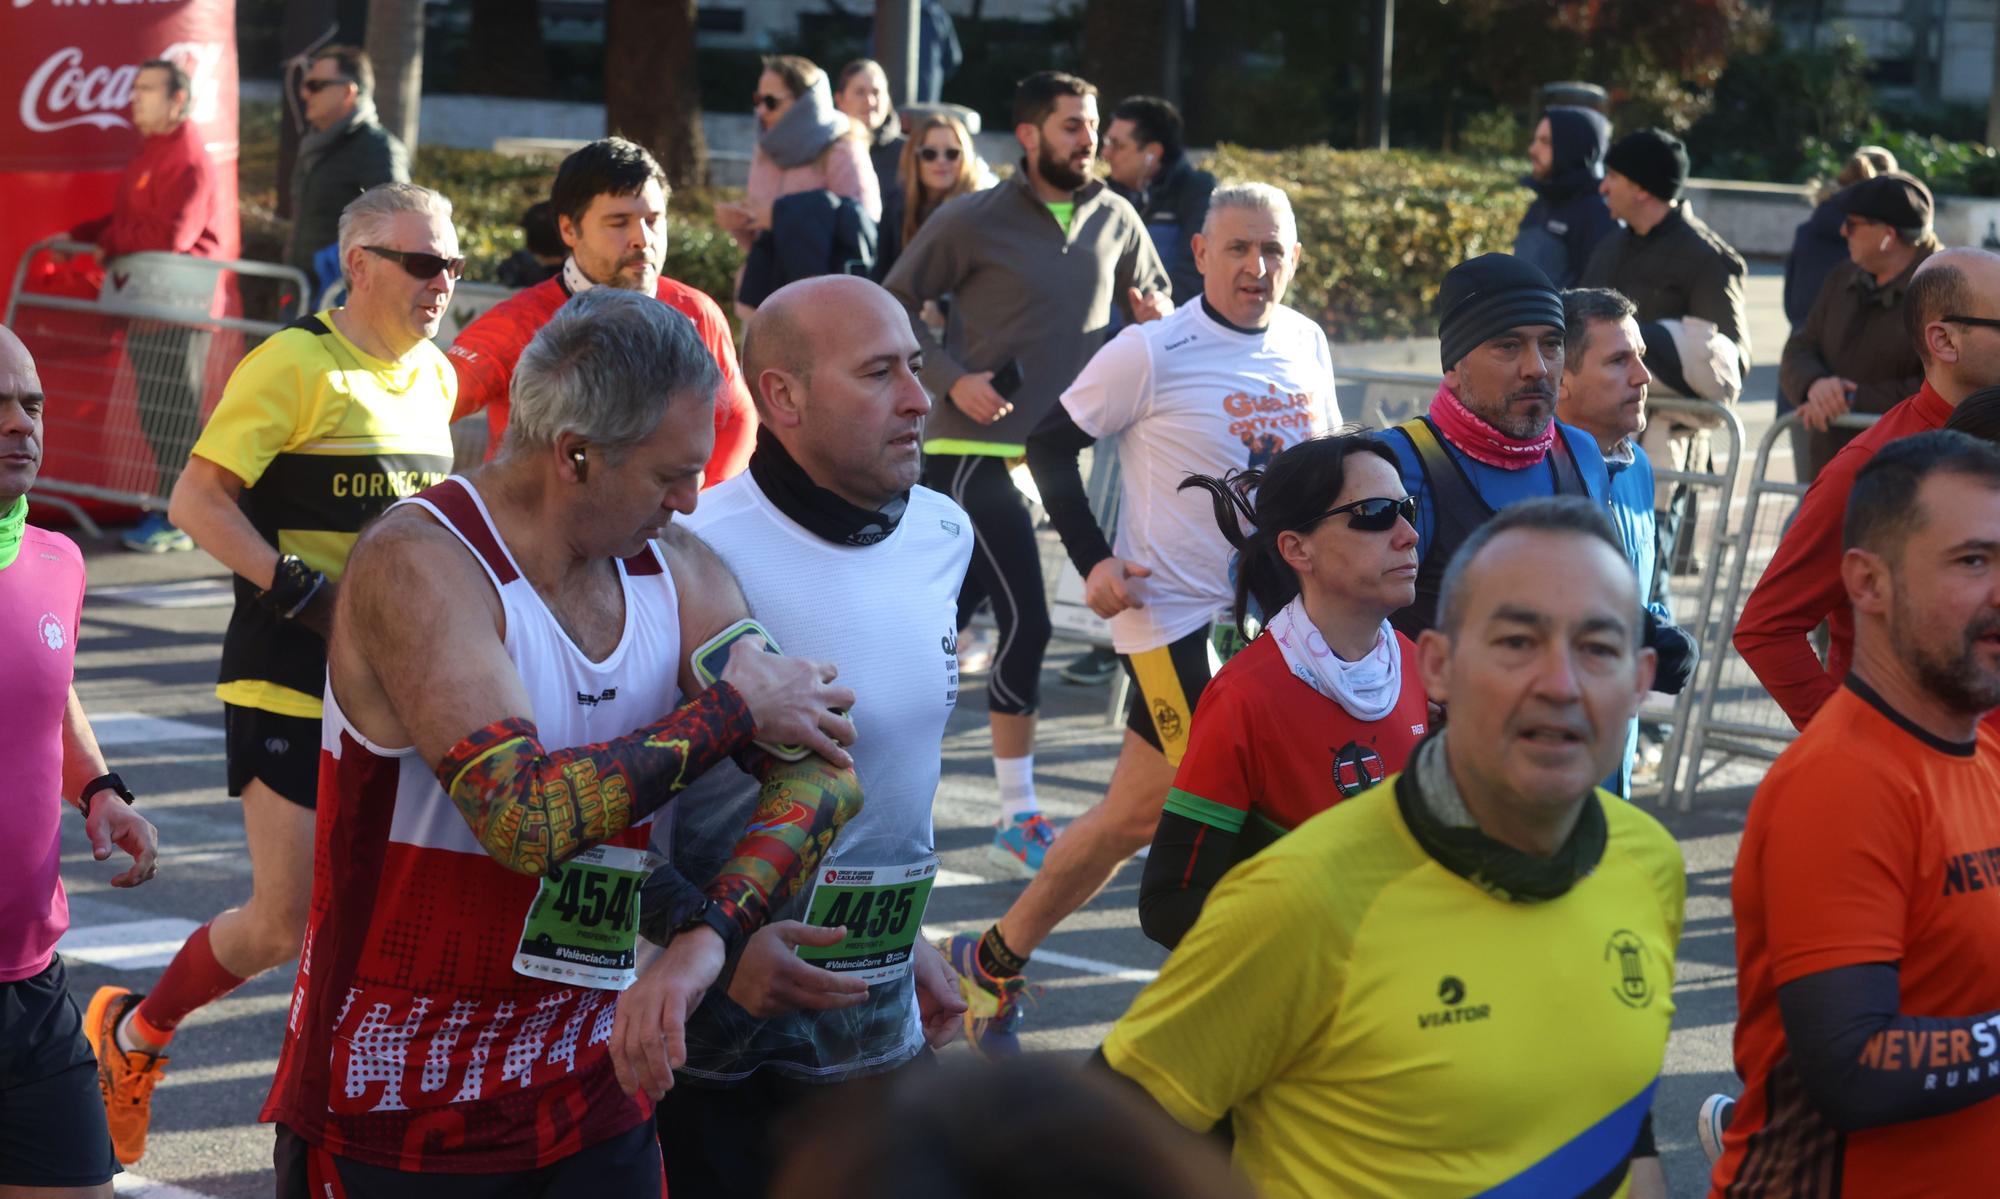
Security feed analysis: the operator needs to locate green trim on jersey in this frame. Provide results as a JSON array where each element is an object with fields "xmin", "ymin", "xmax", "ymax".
[{"xmin": 1164, "ymin": 788, "xmax": 1248, "ymax": 834}]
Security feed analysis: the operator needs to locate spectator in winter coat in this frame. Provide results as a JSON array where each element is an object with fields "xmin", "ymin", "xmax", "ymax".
[
  {"xmin": 1103, "ymin": 96, "xmax": 1217, "ymax": 306},
  {"xmin": 286, "ymin": 46, "xmax": 410, "ymax": 293},
  {"xmin": 1514, "ymin": 107, "xmax": 1618, "ymax": 289}
]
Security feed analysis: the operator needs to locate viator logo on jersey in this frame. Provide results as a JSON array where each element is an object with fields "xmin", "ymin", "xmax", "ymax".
[{"xmin": 1419, "ymin": 975, "xmax": 1491, "ymax": 1027}]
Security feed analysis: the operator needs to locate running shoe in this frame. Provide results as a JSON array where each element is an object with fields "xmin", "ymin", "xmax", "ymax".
[
  {"xmin": 1696, "ymin": 1092, "xmax": 1736, "ymax": 1164},
  {"xmin": 941, "ymin": 932, "xmax": 1029, "ymax": 1057},
  {"xmin": 957, "ymin": 626, "xmax": 998, "ymax": 676},
  {"xmin": 83, "ymin": 986, "xmax": 170, "ymax": 1165},
  {"xmin": 1059, "ymin": 645, "xmax": 1119, "ymax": 686},
  {"xmin": 988, "ymin": 811, "xmax": 1056, "ymax": 877},
  {"xmin": 121, "ymin": 512, "xmax": 192, "ymax": 554}
]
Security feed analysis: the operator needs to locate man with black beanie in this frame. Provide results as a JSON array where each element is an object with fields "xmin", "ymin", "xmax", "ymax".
[
  {"xmin": 1378, "ymin": 253, "xmax": 1610, "ymax": 638},
  {"xmin": 1581, "ymin": 127, "xmax": 1749, "ymax": 588}
]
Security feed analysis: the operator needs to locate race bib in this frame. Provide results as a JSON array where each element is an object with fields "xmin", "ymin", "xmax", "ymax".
[
  {"xmin": 513, "ymin": 843, "xmax": 658, "ymax": 991},
  {"xmin": 795, "ymin": 859, "xmax": 938, "ymax": 987}
]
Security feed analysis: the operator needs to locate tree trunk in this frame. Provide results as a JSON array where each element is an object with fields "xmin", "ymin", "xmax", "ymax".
[
  {"xmin": 1082, "ymin": 0, "xmax": 1169, "ymax": 106},
  {"xmin": 465, "ymin": 0, "xmax": 550, "ymax": 98},
  {"xmin": 365, "ymin": 0, "xmax": 424, "ymax": 150},
  {"xmin": 605, "ymin": 0, "xmax": 707, "ymax": 191}
]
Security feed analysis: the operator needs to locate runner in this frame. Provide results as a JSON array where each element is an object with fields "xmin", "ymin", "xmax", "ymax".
[
  {"xmin": 1138, "ymin": 432, "xmax": 1430, "ymax": 949},
  {"xmin": 1099, "ymin": 497, "xmax": 1679, "ymax": 1198},
  {"xmin": 659, "ymin": 275, "xmax": 970, "ymax": 1198},
  {"xmin": 945, "ymin": 184, "xmax": 1335, "ymax": 1049},
  {"xmin": 0, "ymin": 323, "xmax": 160, "ymax": 1198},
  {"xmin": 447, "ymin": 137, "xmax": 756, "ymax": 481},
  {"xmin": 882, "ymin": 70, "xmax": 1172, "ymax": 877},
  {"xmin": 85, "ymin": 183, "xmax": 461, "ymax": 1165},
  {"xmin": 1713, "ymin": 432, "xmax": 2000, "ymax": 1197},
  {"xmin": 261, "ymin": 287, "xmax": 861, "ymax": 1194}
]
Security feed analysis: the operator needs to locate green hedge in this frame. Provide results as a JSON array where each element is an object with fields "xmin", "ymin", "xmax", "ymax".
[{"xmin": 1206, "ymin": 144, "xmax": 1521, "ymax": 341}]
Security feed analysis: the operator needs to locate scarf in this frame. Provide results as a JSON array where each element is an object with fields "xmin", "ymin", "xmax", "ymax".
[
  {"xmin": 1397, "ymin": 735, "xmax": 1607, "ymax": 903},
  {"xmin": 297, "ymin": 98, "xmax": 379, "ymax": 180},
  {"xmin": 1266, "ymin": 597, "xmax": 1402, "ymax": 722},
  {"xmin": 561, "ymin": 256, "xmax": 597, "ymax": 296},
  {"xmin": 0, "ymin": 495, "xmax": 24, "ymax": 571},
  {"xmin": 1426, "ymin": 382, "xmax": 1555, "ymax": 469},
  {"xmin": 758, "ymin": 78, "xmax": 849, "ymax": 170},
  {"xmin": 749, "ymin": 428, "xmax": 906, "ymax": 546}
]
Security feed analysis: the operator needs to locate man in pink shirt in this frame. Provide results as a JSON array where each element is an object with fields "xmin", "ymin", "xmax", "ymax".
[{"xmin": 0, "ymin": 323, "xmax": 160, "ymax": 1196}]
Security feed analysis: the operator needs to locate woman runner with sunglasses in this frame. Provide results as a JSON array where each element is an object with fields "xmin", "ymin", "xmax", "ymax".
[
  {"xmin": 1137, "ymin": 433, "xmax": 1431, "ymax": 949},
  {"xmin": 874, "ymin": 114, "xmax": 991, "ymax": 282}
]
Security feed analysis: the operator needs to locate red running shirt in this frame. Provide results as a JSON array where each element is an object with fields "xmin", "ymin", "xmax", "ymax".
[
  {"xmin": 1162, "ymin": 632, "xmax": 1429, "ymax": 840},
  {"xmin": 446, "ymin": 274, "xmax": 756, "ymax": 483}
]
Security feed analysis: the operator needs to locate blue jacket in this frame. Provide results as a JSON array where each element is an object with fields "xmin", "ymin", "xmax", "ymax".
[
  {"xmin": 1383, "ymin": 420, "xmax": 1611, "ymax": 568},
  {"xmin": 1603, "ymin": 440, "xmax": 1702, "ymax": 796},
  {"xmin": 739, "ymin": 190, "xmax": 878, "ymax": 308},
  {"xmin": 1783, "ymin": 198, "xmax": 1849, "ymax": 330},
  {"xmin": 1513, "ymin": 107, "xmax": 1618, "ymax": 289}
]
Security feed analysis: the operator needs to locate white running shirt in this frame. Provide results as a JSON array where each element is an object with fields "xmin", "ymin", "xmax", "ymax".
[{"xmin": 1061, "ymin": 299, "xmax": 1339, "ymax": 654}]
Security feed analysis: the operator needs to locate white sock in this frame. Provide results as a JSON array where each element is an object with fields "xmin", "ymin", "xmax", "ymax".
[{"xmin": 995, "ymin": 755, "xmax": 1039, "ymax": 822}]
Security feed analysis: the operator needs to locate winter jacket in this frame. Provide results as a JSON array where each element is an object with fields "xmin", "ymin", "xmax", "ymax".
[
  {"xmin": 287, "ymin": 107, "xmax": 409, "ymax": 280},
  {"xmin": 1512, "ymin": 107, "xmax": 1617, "ymax": 289},
  {"xmin": 1778, "ymin": 248, "xmax": 1931, "ymax": 477},
  {"xmin": 1782, "ymin": 199, "xmax": 1849, "ymax": 330},
  {"xmin": 71, "ymin": 119, "xmax": 220, "ymax": 260},
  {"xmin": 1110, "ymin": 154, "xmax": 1218, "ymax": 306},
  {"xmin": 1580, "ymin": 203, "xmax": 1751, "ymax": 393},
  {"xmin": 739, "ymin": 190, "xmax": 878, "ymax": 307},
  {"xmin": 882, "ymin": 165, "xmax": 1170, "ymax": 454}
]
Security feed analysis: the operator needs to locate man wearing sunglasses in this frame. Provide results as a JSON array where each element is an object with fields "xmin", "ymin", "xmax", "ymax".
[
  {"xmin": 448, "ymin": 138, "xmax": 757, "ymax": 483},
  {"xmin": 943, "ymin": 184, "xmax": 1337, "ymax": 1054},
  {"xmin": 1383, "ymin": 253, "xmax": 1610, "ymax": 639},
  {"xmin": 1738, "ymin": 247, "xmax": 2000, "ymax": 732},
  {"xmin": 83, "ymin": 183, "xmax": 461, "ymax": 1165},
  {"xmin": 285, "ymin": 45, "xmax": 410, "ymax": 294}
]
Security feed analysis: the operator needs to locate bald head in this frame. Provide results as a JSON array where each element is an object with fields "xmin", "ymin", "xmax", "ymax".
[
  {"xmin": 742, "ymin": 276, "xmax": 912, "ymax": 420},
  {"xmin": 1908, "ymin": 249, "xmax": 2000, "ymax": 397},
  {"xmin": 0, "ymin": 324, "xmax": 45, "ymax": 503}
]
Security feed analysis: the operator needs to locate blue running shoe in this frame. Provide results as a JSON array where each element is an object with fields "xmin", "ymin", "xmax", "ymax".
[
  {"xmin": 942, "ymin": 932, "xmax": 1028, "ymax": 1057},
  {"xmin": 121, "ymin": 512, "xmax": 192, "ymax": 554},
  {"xmin": 987, "ymin": 812, "xmax": 1056, "ymax": 877}
]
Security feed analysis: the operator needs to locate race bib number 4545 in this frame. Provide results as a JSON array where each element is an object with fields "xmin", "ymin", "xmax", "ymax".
[{"xmin": 796, "ymin": 859, "xmax": 937, "ymax": 987}]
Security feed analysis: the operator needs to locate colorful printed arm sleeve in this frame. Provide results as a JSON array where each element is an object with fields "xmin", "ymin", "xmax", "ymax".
[{"xmin": 700, "ymin": 750, "xmax": 864, "ymax": 949}]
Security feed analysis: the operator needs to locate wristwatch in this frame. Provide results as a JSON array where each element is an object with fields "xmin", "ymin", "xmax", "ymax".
[
  {"xmin": 77, "ymin": 772, "xmax": 135, "ymax": 819},
  {"xmin": 673, "ymin": 897, "xmax": 745, "ymax": 958}
]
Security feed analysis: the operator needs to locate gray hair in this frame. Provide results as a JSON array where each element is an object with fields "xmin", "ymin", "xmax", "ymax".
[
  {"xmin": 504, "ymin": 288, "xmax": 721, "ymax": 462},
  {"xmin": 1560, "ymin": 287, "xmax": 1638, "ymax": 366},
  {"xmin": 337, "ymin": 182, "xmax": 454, "ymax": 262},
  {"xmin": 1436, "ymin": 495, "xmax": 1636, "ymax": 638},
  {"xmin": 1201, "ymin": 182, "xmax": 1298, "ymax": 244}
]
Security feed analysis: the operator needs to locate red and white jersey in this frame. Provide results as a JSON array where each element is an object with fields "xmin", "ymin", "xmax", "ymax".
[{"xmin": 261, "ymin": 476, "xmax": 683, "ymax": 1172}]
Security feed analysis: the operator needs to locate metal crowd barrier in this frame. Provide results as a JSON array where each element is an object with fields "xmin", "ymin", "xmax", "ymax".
[
  {"xmin": 1673, "ymin": 409, "xmax": 1879, "ymax": 807},
  {"xmin": 1343, "ymin": 366, "xmax": 1444, "ymax": 429},
  {"xmin": 5, "ymin": 239, "xmax": 311, "ymax": 536}
]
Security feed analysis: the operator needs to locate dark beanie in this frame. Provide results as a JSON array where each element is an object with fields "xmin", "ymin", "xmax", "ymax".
[
  {"xmin": 1436, "ymin": 254, "xmax": 1565, "ymax": 371},
  {"xmin": 1837, "ymin": 171, "xmax": 1934, "ymax": 233},
  {"xmin": 1603, "ymin": 129, "xmax": 1689, "ymax": 202}
]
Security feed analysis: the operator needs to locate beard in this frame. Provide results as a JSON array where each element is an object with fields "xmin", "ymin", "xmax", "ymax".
[
  {"xmin": 1475, "ymin": 382, "xmax": 1558, "ymax": 440},
  {"xmin": 1894, "ymin": 588, "xmax": 2000, "ymax": 715},
  {"xmin": 1037, "ymin": 139, "xmax": 1090, "ymax": 192}
]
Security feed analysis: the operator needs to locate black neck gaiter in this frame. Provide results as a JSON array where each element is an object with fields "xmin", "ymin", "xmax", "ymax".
[{"xmin": 748, "ymin": 428, "xmax": 907, "ymax": 547}]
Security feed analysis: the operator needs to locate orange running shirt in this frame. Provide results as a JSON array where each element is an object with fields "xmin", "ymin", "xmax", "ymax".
[{"xmin": 1714, "ymin": 680, "xmax": 2000, "ymax": 1198}]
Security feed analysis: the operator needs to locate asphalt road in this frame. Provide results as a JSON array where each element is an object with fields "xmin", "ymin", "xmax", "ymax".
[{"xmin": 57, "ymin": 527, "xmax": 1749, "ymax": 1199}]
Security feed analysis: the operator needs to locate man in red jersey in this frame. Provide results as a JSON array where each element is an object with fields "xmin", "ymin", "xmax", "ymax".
[
  {"xmin": 1736, "ymin": 248, "xmax": 2000, "ymax": 728},
  {"xmin": 447, "ymin": 138, "xmax": 757, "ymax": 482}
]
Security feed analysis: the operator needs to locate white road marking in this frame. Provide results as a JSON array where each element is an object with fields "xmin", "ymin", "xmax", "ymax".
[
  {"xmin": 922, "ymin": 924, "xmax": 1159, "ymax": 984},
  {"xmin": 58, "ymin": 917, "xmax": 200, "ymax": 970},
  {"xmin": 116, "ymin": 1174, "xmax": 225, "ymax": 1199},
  {"xmin": 88, "ymin": 711, "xmax": 223, "ymax": 746},
  {"xmin": 934, "ymin": 868, "xmax": 990, "ymax": 888},
  {"xmin": 92, "ymin": 578, "xmax": 235, "ymax": 608}
]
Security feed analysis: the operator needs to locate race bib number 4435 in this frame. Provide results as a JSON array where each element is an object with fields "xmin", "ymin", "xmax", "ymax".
[{"xmin": 796, "ymin": 859, "xmax": 938, "ymax": 987}]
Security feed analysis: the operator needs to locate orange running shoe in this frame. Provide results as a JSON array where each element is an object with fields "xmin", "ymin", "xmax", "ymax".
[{"xmin": 82, "ymin": 986, "xmax": 170, "ymax": 1165}]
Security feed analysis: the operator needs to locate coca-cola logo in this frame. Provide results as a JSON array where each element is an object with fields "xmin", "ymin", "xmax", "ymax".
[{"xmin": 19, "ymin": 42, "xmax": 224, "ymax": 136}]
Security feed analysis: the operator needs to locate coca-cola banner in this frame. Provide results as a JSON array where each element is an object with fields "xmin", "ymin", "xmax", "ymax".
[{"xmin": 1, "ymin": 0, "xmax": 239, "ymax": 314}]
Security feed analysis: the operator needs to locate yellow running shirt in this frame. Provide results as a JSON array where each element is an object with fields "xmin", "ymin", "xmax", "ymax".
[
  {"xmin": 192, "ymin": 313, "xmax": 455, "ymax": 717},
  {"xmin": 1103, "ymin": 772, "xmax": 1684, "ymax": 1198}
]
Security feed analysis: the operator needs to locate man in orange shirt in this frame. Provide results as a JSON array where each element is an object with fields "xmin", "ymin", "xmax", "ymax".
[
  {"xmin": 1735, "ymin": 248, "xmax": 2000, "ymax": 728},
  {"xmin": 1714, "ymin": 430, "xmax": 2000, "ymax": 1197}
]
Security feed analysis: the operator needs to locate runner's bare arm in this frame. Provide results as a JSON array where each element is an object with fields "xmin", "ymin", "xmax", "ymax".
[
  {"xmin": 333, "ymin": 510, "xmax": 821, "ymax": 878},
  {"xmin": 61, "ymin": 686, "xmax": 158, "ymax": 887}
]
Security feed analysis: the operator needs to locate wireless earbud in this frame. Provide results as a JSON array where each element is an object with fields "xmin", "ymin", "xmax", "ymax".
[
  {"xmin": 1880, "ymin": 233, "xmax": 1894, "ymax": 252},
  {"xmin": 570, "ymin": 447, "xmax": 587, "ymax": 482}
]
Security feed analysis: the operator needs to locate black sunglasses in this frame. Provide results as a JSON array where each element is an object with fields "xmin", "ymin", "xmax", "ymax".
[
  {"xmin": 363, "ymin": 245, "xmax": 465, "ymax": 281},
  {"xmin": 753, "ymin": 93, "xmax": 784, "ymax": 112},
  {"xmin": 300, "ymin": 78, "xmax": 351, "ymax": 95},
  {"xmin": 918, "ymin": 146, "xmax": 962, "ymax": 163},
  {"xmin": 1942, "ymin": 315, "xmax": 2000, "ymax": 331},
  {"xmin": 1300, "ymin": 495, "xmax": 1417, "ymax": 533}
]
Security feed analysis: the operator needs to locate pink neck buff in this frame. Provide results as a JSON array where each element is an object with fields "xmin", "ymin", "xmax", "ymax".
[{"xmin": 1426, "ymin": 382, "xmax": 1554, "ymax": 469}]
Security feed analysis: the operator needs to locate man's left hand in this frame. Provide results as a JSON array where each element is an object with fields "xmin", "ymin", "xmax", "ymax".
[
  {"xmin": 911, "ymin": 936, "xmax": 966, "ymax": 1048},
  {"xmin": 87, "ymin": 796, "xmax": 158, "ymax": 888},
  {"xmin": 1128, "ymin": 288, "xmax": 1174, "ymax": 323},
  {"xmin": 610, "ymin": 926, "xmax": 725, "ymax": 1099}
]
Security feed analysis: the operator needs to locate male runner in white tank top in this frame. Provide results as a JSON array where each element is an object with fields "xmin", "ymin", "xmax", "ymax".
[
  {"xmin": 263, "ymin": 289, "xmax": 862, "ymax": 1197},
  {"xmin": 661, "ymin": 276, "xmax": 971, "ymax": 1197}
]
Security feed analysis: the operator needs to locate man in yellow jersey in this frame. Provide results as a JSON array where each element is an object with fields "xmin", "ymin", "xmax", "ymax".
[
  {"xmin": 1099, "ymin": 495, "xmax": 1683, "ymax": 1199},
  {"xmin": 82, "ymin": 182, "xmax": 461, "ymax": 1165}
]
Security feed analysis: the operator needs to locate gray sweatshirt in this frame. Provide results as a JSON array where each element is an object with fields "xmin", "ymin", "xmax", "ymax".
[{"xmin": 882, "ymin": 165, "xmax": 1171, "ymax": 451}]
